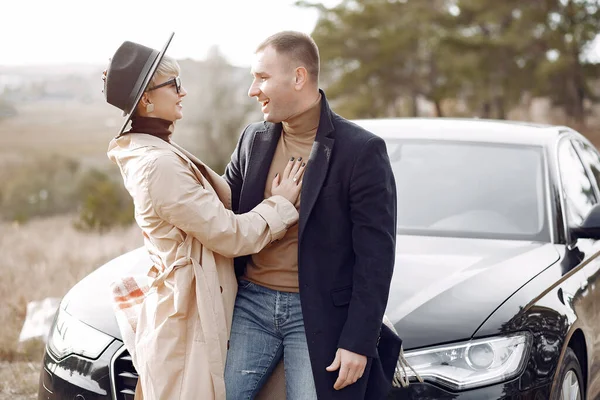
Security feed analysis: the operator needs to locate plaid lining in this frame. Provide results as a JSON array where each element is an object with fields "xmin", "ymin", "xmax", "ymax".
[{"xmin": 110, "ymin": 275, "xmax": 150, "ymax": 333}]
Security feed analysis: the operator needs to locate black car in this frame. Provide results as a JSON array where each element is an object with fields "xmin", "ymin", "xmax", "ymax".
[{"xmin": 39, "ymin": 118, "xmax": 600, "ymax": 400}]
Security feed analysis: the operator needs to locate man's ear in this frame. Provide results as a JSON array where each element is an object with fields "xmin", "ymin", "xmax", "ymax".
[{"xmin": 294, "ymin": 66, "xmax": 309, "ymax": 90}]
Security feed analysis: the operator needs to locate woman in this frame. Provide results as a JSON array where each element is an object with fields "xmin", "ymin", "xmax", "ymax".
[{"xmin": 103, "ymin": 33, "xmax": 305, "ymax": 399}]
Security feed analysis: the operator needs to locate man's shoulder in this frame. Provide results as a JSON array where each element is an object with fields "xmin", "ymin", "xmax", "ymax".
[
  {"xmin": 331, "ymin": 114, "xmax": 380, "ymax": 145},
  {"xmin": 241, "ymin": 121, "xmax": 269, "ymax": 137},
  {"xmin": 236, "ymin": 121, "xmax": 271, "ymax": 147}
]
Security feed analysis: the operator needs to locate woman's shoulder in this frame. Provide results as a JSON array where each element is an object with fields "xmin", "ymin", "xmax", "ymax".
[
  {"xmin": 116, "ymin": 142, "xmax": 184, "ymax": 176},
  {"xmin": 139, "ymin": 147, "xmax": 188, "ymax": 176}
]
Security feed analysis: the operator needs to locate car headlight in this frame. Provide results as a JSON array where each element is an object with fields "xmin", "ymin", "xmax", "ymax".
[
  {"xmin": 403, "ymin": 333, "xmax": 531, "ymax": 391},
  {"xmin": 47, "ymin": 306, "xmax": 114, "ymax": 360}
]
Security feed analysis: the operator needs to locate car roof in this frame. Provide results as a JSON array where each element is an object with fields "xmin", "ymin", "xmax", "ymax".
[{"xmin": 351, "ymin": 118, "xmax": 572, "ymax": 146}]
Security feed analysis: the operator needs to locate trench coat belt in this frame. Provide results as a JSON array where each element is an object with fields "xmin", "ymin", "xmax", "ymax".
[{"xmin": 147, "ymin": 252, "xmax": 227, "ymax": 396}]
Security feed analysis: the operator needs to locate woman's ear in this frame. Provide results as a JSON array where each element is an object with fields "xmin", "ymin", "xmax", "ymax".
[{"xmin": 138, "ymin": 93, "xmax": 154, "ymax": 115}]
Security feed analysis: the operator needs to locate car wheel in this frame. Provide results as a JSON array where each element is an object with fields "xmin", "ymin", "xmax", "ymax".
[{"xmin": 551, "ymin": 347, "xmax": 584, "ymax": 400}]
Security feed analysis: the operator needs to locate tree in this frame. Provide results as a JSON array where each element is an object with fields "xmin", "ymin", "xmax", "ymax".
[
  {"xmin": 177, "ymin": 47, "xmax": 261, "ymax": 174},
  {"xmin": 300, "ymin": 0, "xmax": 461, "ymax": 118},
  {"xmin": 298, "ymin": 0, "xmax": 600, "ymax": 123},
  {"xmin": 447, "ymin": 0, "xmax": 541, "ymax": 119},
  {"xmin": 533, "ymin": 0, "xmax": 600, "ymax": 125},
  {"xmin": 452, "ymin": 0, "xmax": 600, "ymax": 123}
]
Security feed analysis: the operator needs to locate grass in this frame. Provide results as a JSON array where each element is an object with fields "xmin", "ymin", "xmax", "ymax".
[
  {"xmin": 0, "ymin": 215, "xmax": 143, "ymax": 397},
  {"xmin": 0, "ymin": 361, "xmax": 41, "ymax": 400},
  {"xmin": 0, "ymin": 100, "xmax": 144, "ymax": 397},
  {"xmin": 0, "ymin": 215, "xmax": 143, "ymax": 361},
  {"xmin": 0, "ymin": 99, "xmax": 199, "ymax": 170},
  {"xmin": 0, "ymin": 101, "xmax": 116, "ymax": 158}
]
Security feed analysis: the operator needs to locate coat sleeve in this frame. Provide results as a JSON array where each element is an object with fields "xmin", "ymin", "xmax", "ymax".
[
  {"xmin": 146, "ymin": 152, "xmax": 298, "ymax": 258},
  {"xmin": 337, "ymin": 137, "xmax": 397, "ymax": 358}
]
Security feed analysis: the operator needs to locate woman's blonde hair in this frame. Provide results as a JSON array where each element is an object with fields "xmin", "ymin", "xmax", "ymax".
[{"xmin": 148, "ymin": 55, "xmax": 180, "ymax": 89}]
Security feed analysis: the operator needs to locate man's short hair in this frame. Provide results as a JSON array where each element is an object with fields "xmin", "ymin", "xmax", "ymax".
[{"xmin": 256, "ymin": 31, "xmax": 320, "ymax": 83}]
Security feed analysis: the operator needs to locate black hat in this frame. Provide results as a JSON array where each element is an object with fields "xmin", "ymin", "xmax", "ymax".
[{"xmin": 104, "ymin": 32, "xmax": 174, "ymax": 135}]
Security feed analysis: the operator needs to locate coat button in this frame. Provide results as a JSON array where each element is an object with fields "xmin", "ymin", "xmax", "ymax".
[
  {"xmin": 227, "ymin": 340, "xmax": 230, "ymax": 350},
  {"xmin": 220, "ymin": 286, "xmax": 223, "ymax": 293}
]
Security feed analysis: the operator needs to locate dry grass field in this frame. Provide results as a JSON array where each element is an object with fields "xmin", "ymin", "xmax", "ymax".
[
  {"xmin": 0, "ymin": 216, "xmax": 142, "ymax": 398},
  {"xmin": 0, "ymin": 100, "xmax": 124, "ymax": 175},
  {"xmin": 0, "ymin": 100, "xmax": 143, "ymax": 398},
  {"xmin": 0, "ymin": 361, "xmax": 40, "ymax": 400}
]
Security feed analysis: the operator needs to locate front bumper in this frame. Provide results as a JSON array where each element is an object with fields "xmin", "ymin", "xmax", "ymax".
[
  {"xmin": 38, "ymin": 341, "xmax": 135, "ymax": 400},
  {"xmin": 39, "ymin": 341, "xmax": 551, "ymax": 400},
  {"xmin": 388, "ymin": 377, "xmax": 551, "ymax": 399}
]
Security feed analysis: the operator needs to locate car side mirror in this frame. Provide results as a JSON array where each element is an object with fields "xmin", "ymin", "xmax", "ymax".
[{"xmin": 570, "ymin": 204, "xmax": 600, "ymax": 240}]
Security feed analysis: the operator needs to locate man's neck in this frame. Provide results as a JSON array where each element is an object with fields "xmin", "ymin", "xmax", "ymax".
[{"xmin": 282, "ymin": 91, "xmax": 322, "ymax": 136}]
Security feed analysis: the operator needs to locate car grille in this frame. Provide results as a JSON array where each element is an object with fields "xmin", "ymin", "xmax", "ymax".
[{"xmin": 110, "ymin": 345, "xmax": 138, "ymax": 400}]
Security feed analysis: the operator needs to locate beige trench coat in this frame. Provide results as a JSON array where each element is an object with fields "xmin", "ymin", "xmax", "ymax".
[{"xmin": 107, "ymin": 133, "xmax": 297, "ymax": 399}]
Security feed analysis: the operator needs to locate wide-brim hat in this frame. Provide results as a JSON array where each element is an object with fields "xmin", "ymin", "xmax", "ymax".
[{"xmin": 104, "ymin": 32, "xmax": 174, "ymax": 135}]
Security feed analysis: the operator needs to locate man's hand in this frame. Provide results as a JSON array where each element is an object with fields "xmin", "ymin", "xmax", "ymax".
[{"xmin": 325, "ymin": 348, "xmax": 367, "ymax": 390}]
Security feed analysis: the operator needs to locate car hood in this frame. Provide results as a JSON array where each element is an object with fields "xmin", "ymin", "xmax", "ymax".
[
  {"xmin": 62, "ymin": 246, "xmax": 151, "ymax": 339},
  {"xmin": 64, "ymin": 236, "xmax": 560, "ymax": 349},
  {"xmin": 387, "ymin": 235, "xmax": 559, "ymax": 350}
]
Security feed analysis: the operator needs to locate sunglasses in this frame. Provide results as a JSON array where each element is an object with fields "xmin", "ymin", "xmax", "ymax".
[{"xmin": 148, "ymin": 76, "xmax": 182, "ymax": 94}]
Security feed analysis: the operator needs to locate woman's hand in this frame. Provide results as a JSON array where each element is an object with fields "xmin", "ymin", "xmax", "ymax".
[{"xmin": 271, "ymin": 157, "xmax": 306, "ymax": 205}]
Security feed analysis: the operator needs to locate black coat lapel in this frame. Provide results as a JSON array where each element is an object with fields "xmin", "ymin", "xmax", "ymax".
[
  {"xmin": 299, "ymin": 92, "xmax": 335, "ymax": 240},
  {"xmin": 239, "ymin": 123, "xmax": 282, "ymax": 213}
]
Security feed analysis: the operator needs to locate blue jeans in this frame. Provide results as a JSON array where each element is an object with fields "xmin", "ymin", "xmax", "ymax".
[{"xmin": 225, "ymin": 279, "xmax": 317, "ymax": 400}]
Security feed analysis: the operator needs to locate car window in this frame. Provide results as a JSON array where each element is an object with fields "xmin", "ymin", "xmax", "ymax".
[
  {"xmin": 558, "ymin": 140, "xmax": 597, "ymax": 226},
  {"xmin": 572, "ymin": 140, "xmax": 600, "ymax": 196},
  {"xmin": 385, "ymin": 140, "xmax": 548, "ymax": 241}
]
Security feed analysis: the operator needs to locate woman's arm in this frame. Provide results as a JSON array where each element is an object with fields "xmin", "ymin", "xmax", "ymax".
[{"xmin": 146, "ymin": 152, "xmax": 298, "ymax": 258}]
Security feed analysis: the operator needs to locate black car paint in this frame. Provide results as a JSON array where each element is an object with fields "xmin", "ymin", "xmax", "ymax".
[
  {"xmin": 39, "ymin": 341, "xmax": 122, "ymax": 400},
  {"xmin": 388, "ymin": 378, "xmax": 552, "ymax": 399},
  {"xmin": 38, "ymin": 120, "xmax": 600, "ymax": 400}
]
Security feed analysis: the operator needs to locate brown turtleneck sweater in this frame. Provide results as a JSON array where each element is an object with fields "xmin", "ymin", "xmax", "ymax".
[
  {"xmin": 126, "ymin": 116, "xmax": 173, "ymax": 142},
  {"xmin": 244, "ymin": 95, "xmax": 322, "ymax": 292}
]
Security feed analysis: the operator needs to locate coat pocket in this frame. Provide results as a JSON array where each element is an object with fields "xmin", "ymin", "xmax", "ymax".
[{"xmin": 331, "ymin": 285, "xmax": 353, "ymax": 306}]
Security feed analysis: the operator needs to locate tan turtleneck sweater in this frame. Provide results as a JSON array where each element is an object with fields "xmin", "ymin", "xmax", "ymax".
[{"xmin": 243, "ymin": 95, "xmax": 322, "ymax": 292}]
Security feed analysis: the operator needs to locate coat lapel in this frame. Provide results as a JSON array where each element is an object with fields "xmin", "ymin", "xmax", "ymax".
[
  {"xmin": 239, "ymin": 123, "xmax": 282, "ymax": 213},
  {"xmin": 299, "ymin": 94, "xmax": 335, "ymax": 240},
  {"xmin": 238, "ymin": 92, "xmax": 336, "ymax": 238},
  {"xmin": 170, "ymin": 142, "xmax": 233, "ymax": 210}
]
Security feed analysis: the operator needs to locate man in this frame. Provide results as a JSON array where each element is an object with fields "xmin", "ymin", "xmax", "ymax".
[{"xmin": 224, "ymin": 31, "xmax": 399, "ymax": 399}]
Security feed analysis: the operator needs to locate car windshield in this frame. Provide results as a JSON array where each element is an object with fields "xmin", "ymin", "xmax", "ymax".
[{"xmin": 385, "ymin": 139, "xmax": 549, "ymax": 241}]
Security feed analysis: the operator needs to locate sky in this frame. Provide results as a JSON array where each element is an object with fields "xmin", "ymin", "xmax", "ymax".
[
  {"xmin": 1, "ymin": 0, "xmax": 598, "ymax": 68},
  {"xmin": 0, "ymin": 0, "xmax": 340, "ymax": 68}
]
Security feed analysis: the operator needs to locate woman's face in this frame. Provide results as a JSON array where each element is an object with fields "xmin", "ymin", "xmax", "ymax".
[{"xmin": 142, "ymin": 74, "xmax": 187, "ymax": 121}]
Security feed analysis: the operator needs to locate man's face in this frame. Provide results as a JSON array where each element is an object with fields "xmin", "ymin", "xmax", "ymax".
[{"xmin": 248, "ymin": 45, "xmax": 298, "ymax": 123}]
